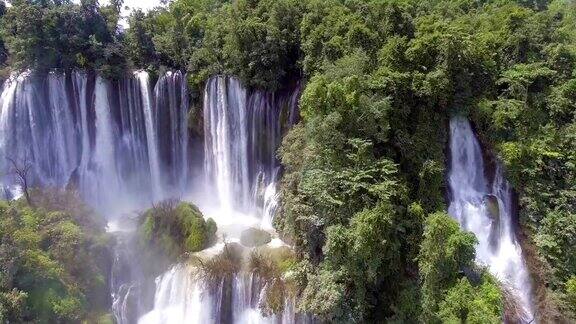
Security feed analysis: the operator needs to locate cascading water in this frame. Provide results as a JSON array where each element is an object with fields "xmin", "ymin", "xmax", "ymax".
[
  {"xmin": 204, "ymin": 76, "xmax": 250, "ymax": 212},
  {"xmin": 154, "ymin": 71, "xmax": 190, "ymax": 192},
  {"xmin": 0, "ymin": 72, "xmax": 79, "ymax": 190},
  {"xmin": 203, "ymin": 76, "xmax": 299, "ymax": 222},
  {"xmin": 0, "ymin": 70, "xmax": 190, "ymax": 213},
  {"xmin": 86, "ymin": 76, "xmax": 123, "ymax": 210},
  {"xmin": 141, "ymin": 76, "xmax": 305, "ymax": 324},
  {"xmin": 136, "ymin": 71, "xmax": 162, "ymax": 200},
  {"xmin": 0, "ymin": 70, "xmax": 304, "ymax": 323},
  {"xmin": 448, "ymin": 116, "xmax": 534, "ymax": 321},
  {"xmin": 141, "ymin": 262, "xmax": 308, "ymax": 324},
  {"xmin": 247, "ymin": 85, "xmax": 300, "ymax": 229}
]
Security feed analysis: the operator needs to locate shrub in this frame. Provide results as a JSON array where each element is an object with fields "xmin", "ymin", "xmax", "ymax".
[
  {"xmin": 567, "ymin": 277, "xmax": 576, "ymax": 314},
  {"xmin": 195, "ymin": 243, "xmax": 243, "ymax": 289},
  {"xmin": 0, "ymin": 189, "xmax": 111, "ymax": 323},
  {"xmin": 139, "ymin": 200, "xmax": 217, "ymax": 259}
]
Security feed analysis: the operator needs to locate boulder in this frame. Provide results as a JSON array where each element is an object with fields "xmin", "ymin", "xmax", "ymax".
[
  {"xmin": 240, "ymin": 227, "xmax": 272, "ymax": 247},
  {"xmin": 484, "ymin": 194, "xmax": 500, "ymax": 221}
]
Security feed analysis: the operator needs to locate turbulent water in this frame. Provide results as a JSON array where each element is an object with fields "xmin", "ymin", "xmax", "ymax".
[
  {"xmin": 139, "ymin": 261, "xmax": 306, "ymax": 324},
  {"xmin": 448, "ymin": 117, "xmax": 534, "ymax": 321},
  {"xmin": 0, "ymin": 70, "xmax": 190, "ymax": 215}
]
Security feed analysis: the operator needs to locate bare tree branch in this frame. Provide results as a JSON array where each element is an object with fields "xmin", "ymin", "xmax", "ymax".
[{"xmin": 6, "ymin": 153, "xmax": 34, "ymax": 206}]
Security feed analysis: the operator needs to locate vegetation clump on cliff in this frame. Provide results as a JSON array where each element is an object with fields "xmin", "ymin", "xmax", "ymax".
[
  {"xmin": 0, "ymin": 189, "xmax": 112, "ymax": 323},
  {"xmin": 139, "ymin": 200, "xmax": 217, "ymax": 261}
]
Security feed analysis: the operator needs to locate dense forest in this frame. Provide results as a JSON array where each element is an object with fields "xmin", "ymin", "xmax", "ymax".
[{"xmin": 0, "ymin": 0, "xmax": 575, "ymax": 323}]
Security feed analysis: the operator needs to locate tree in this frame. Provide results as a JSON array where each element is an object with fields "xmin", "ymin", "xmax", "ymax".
[
  {"xmin": 6, "ymin": 155, "xmax": 33, "ymax": 207},
  {"xmin": 418, "ymin": 212, "xmax": 478, "ymax": 322}
]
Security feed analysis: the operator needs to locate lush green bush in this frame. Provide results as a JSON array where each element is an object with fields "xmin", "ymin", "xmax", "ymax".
[
  {"xmin": 139, "ymin": 200, "xmax": 217, "ymax": 260},
  {"xmin": 0, "ymin": 189, "xmax": 111, "ymax": 323},
  {"xmin": 567, "ymin": 276, "xmax": 576, "ymax": 314},
  {"xmin": 418, "ymin": 212, "xmax": 499, "ymax": 322},
  {"xmin": 437, "ymin": 275, "xmax": 504, "ymax": 324}
]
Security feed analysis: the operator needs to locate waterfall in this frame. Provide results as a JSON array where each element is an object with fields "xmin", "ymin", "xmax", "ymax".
[
  {"xmin": 85, "ymin": 76, "xmax": 122, "ymax": 209},
  {"xmin": 140, "ymin": 76, "xmax": 303, "ymax": 323},
  {"xmin": 47, "ymin": 72, "xmax": 78, "ymax": 184},
  {"xmin": 203, "ymin": 76, "xmax": 299, "ymax": 222},
  {"xmin": 0, "ymin": 70, "xmax": 190, "ymax": 214},
  {"xmin": 0, "ymin": 71, "xmax": 79, "ymax": 188},
  {"xmin": 138, "ymin": 265, "xmax": 215, "ymax": 324},
  {"xmin": 448, "ymin": 116, "xmax": 534, "ymax": 321},
  {"xmin": 204, "ymin": 76, "xmax": 250, "ymax": 211},
  {"xmin": 154, "ymin": 71, "xmax": 190, "ymax": 194},
  {"xmin": 140, "ymin": 262, "xmax": 312, "ymax": 324},
  {"xmin": 0, "ymin": 70, "xmax": 304, "ymax": 323},
  {"xmin": 0, "ymin": 73, "xmax": 21, "ymax": 198},
  {"xmin": 72, "ymin": 71, "xmax": 92, "ymax": 190},
  {"xmin": 136, "ymin": 71, "xmax": 163, "ymax": 200}
]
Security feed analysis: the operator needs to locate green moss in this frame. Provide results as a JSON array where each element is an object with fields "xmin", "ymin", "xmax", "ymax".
[
  {"xmin": 139, "ymin": 200, "xmax": 218, "ymax": 260},
  {"xmin": 206, "ymin": 218, "xmax": 217, "ymax": 244},
  {"xmin": 184, "ymin": 216, "xmax": 206, "ymax": 252}
]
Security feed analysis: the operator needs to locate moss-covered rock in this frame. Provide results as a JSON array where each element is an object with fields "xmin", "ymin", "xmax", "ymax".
[
  {"xmin": 240, "ymin": 227, "xmax": 272, "ymax": 247},
  {"xmin": 139, "ymin": 200, "xmax": 217, "ymax": 260}
]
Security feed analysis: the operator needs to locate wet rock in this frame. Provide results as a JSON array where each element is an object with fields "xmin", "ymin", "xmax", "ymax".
[
  {"xmin": 484, "ymin": 194, "xmax": 500, "ymax": 221},
  {"xmin": 484, "ymin": 194, "xmax": 501, "ymax": 251},
  {"xmin": 240, "ymin": 227, "xmax": 272, "ymax": 247}
]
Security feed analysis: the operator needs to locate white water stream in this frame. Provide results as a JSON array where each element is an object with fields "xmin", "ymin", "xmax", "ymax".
[{"xmin": 448, "ymin": 116, "xmax": 534, "ymax": 322}]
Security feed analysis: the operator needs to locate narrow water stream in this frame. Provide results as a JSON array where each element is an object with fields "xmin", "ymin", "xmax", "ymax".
[{"xmin": 448, "ymin": 116, "xmax": 534, "ymax": 322}]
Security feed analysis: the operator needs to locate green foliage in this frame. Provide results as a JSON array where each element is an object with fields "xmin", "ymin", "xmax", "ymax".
[
  {"xmin": 139, "ymin": 200, "xmax": 217, "ymax": 260},
  {"xmin": 535, "ymin": 211, "xmax": 576, "ymax": 286},
  {"xmin": 124, "ymin": 10, "xmax": 157, "ymax": 70},
  {"xmin": 567, "ymin": 276, "xmax": 576, "ymax": 313},
  {"xmin": 298, "ymin": 268, "xmax": 347, "ymax": 321},
  {"xmin": 418, "ymin": 212, "xmax": 478, "ymax": 322},
  {"xmin": 123, "ymin": 0, "xmax": 304, "ymax": 90},
  {"xmin": 437, "ymin": 275, "xmax": 503, "ymax": 324},
  {"xmin": 0, "ymin": 0, "xmax": 127, "ymax": 77},
  {"xmin": 0, "ymin": 189, "xmax": 111, "ymax": 323}
]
